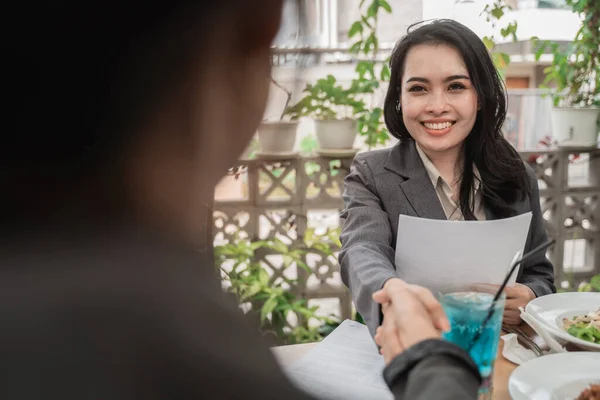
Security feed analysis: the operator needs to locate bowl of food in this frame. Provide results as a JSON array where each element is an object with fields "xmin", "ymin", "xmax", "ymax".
[
  {"xmin": 509, "ymin": 353, "xmax": 600, "ymax": 400},
  {"xmin": 575, "ymin": 383, "xmax": 600, "ymax": 400},
  {"xmin": 547, "ymin": 308, "xmax": 600, "ymax": 351},
  {"xmin": 556, "ymin": 308, "xmax": 600, "ymax": 345},
  {"xmin": 525, "ymin": 292, "xmax": 600, "ymax": 351}
]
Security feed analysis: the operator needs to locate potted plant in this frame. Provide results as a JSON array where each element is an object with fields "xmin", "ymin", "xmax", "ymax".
[
  {"xmin": 535, "ymin": 0, "xmax": 600, "ymax": 147},
  {"xmin": 578, "ymin": 274, "xmax": 600, "ymax": 292},
  {"xmin": 214, "ymin": 232, "xmax": 340, "ymax": 345},
  {"xmin": 256, "ymin": 78, "xmax": 299, "ymax": 156},
  {"xmin": 284, "ymin": 74, "xmax": 367, "ymax": 153}
]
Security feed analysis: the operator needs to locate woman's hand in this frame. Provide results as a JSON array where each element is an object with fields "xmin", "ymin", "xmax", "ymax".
[
  {"xmin": 373, "ymin": 278, "xmax": 449, "ymax": 364},
  {"xmin": 502, "ymin": 283, "xmax": 535, "ymax": 325}
]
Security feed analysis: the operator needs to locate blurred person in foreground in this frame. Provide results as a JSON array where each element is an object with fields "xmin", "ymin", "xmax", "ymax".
[{"xmin": 1, "ymin": 2, "xmax": 479, "ymax": 399}]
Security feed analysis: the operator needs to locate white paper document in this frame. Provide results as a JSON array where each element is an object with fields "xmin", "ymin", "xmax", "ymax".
[
  {"xmin": 283, "ymin": 320, "xmax": 393, "ymax": 400},
  {"xmin": 394, "ymin": 212, "xmax": 533, "ymax": 294}
]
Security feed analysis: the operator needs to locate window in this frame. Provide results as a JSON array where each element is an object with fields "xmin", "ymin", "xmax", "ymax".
[
  {"xmin": 518, "ymin": 0, "xmax": 568, "ymax": 9},
  {"xmin": 537, "ymin": 0, "xmax": 567, "ymax": 9},
  {"xmin": 273, "ymin": 0, "xmax": 336, "ymax": 47}
]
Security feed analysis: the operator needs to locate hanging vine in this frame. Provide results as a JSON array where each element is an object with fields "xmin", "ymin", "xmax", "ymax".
[
  {"xmin": 480, "ymin": 0, "xmax": 519, "ymax": 75},
  {"xmin": 347, "ymin": 0, "xmax": 393, "ymax": 148}
]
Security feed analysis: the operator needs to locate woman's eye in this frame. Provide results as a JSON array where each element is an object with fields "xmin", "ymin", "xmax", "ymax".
[
  {"xmin": 449, "ymin": 82, "xmax": 466, "ymax": 91},
  {"xmin": 408, "ymin": 85, "xmax": 426, "ymax": 92}
]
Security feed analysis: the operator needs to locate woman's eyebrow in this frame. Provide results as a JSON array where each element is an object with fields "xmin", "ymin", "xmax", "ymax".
[{"xmin": 405, "ymin": 74, "xmax": 470, "ymax": 84}]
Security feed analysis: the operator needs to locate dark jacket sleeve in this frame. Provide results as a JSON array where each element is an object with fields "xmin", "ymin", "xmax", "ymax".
[
  {"xmin": 1, "ymin": 251, "xmax": 320, "ymax": 400},
  {"xmin": 339, "ymin": 156, "xmax": 397, "ymax": 337},
  {"xmin": 518, "ymin": 164, "xmax": 556, "ymax": 297},
  {"xmin": 383, "ymin": 339, "xmax": 481, "ymax": 400}
]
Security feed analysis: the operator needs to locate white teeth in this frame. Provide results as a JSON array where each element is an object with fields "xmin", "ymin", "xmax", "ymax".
[{"xmin": 423, "ymin": 122, "xmax": 453, "ymax": 130}]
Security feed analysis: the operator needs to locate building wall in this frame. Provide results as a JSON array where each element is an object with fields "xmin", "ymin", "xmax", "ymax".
[
  {"xmin": 337, "ymin": 0, "xmax": 424, "ymax": 45},
  {"xmin": 266, "ymin": 0, "xmax": 580, "ymax": 149},
  {"xmin": 422, "ymin": 0, "xmax": 579, "ymax": 43}
]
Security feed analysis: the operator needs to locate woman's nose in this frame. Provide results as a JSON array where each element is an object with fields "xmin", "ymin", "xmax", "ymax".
[{"xmin": 425, "ymin": 91, "xmax": 450, "ymax": 114}]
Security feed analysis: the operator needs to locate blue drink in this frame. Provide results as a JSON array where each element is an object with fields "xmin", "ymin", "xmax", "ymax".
[{"xmin": 440, "ymin": 291, "xmax": 505, "ymax": 397}]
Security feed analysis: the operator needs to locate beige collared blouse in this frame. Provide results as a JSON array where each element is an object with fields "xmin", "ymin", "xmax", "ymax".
[{"xmin": 415, "ymin": 143, "xmax": 486, "ymax": 221}]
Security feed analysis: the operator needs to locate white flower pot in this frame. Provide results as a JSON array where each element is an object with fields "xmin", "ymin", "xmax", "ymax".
[
  {"xmin": 551, "ymin": 107, "xmax": 600, "ymax": 148},
  {"xmin": 314, "ymin": 119, "xmax": 358, "ymax": 150},
  {"xmin": 257, "ymin": 121, "xmax": 298, "ymax": 153}
]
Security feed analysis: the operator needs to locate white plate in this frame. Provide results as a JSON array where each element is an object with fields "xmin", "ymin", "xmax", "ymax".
[
  {"xmin": 525, "ymin": 292, "xmax": 600, "ymax": 351},
  {"xmin": 509, "ymin": 353, "xmax": 600, "ymax": 400}
]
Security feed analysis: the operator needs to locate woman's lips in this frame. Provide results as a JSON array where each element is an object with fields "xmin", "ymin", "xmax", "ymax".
[{"xmin": 421, "ymin": 121, "xmax": 456, "ymax": 136}]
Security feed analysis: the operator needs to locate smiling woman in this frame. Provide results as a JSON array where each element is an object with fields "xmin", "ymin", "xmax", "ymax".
[
  {"xmin": 399, "ymin": 44, "xmax": 478, "ymax": 184},
  {"xmin": 339, "ymin": 19, "xmax": 556, "ymax": 338}
]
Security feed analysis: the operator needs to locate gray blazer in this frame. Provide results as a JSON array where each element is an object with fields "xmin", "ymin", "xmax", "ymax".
[{"xmin": 339, "ymin": 140, "xmax": 556, "ymax": 336}]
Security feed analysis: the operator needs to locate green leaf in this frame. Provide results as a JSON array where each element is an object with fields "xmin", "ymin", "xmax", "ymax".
[
  {"xmin": 299, "ymin": 135, "xmax": 318, "ymax": 156},
  {"xmin": 360, "ymin": 15, "xmax": 373, "ymax": 29},
  {"xmin": 303, "ymin": 227, "xmax": 315, "ymax": 246},
  {"xmin": 482, "ymin": 36, "xmax": 495, "ymax": 50},
  {"xmin": 367, "ymin": 1, "xmax": 378, "ymax": 18},
  {"xmin": 267, "ymin": 240, "xmax": 288, "ymax": 254},
  {"xmin": 380, "ymin": 64, "xmax": 391, "ymax": 81},
  {"xmin": 250, "ymin": 240, "xmax": 268, "ymax": 250},
  {"xmin": 491, "ymin": 6, "xmax": 504, "ymax": 20},
  {"xmin": 296, "ymin": 259, "xmax": 312, "ymax": 274},
  {"xmin": 508, "ymin": 22, "xmax": 518, "ymax": 42},
  {"xmin": 355, "ymin": 61, "xmax": 370, "ymax": 77},
  {"xmin": 534, "ymin": 40, "xmax": 548, "ymax": 61},
  {"xmin": 590, "ymin": 274, "xmax": 600, "ymax": 292},
  {"xmin": 349, "ymin": 40, "xmax": 363, "ymax": 54},
  {"xmin": 379, "ymin": 0, "xmax": 392, "ymax": 13},
  {"xmin": 578, "ymin": 283, "xmax": 593, "ymax": 292},
  {"xmin": 258, "ymin": 268, "xmax": 269, "ymax": 286},
  {"xmin": 348, "ymin": 21, "xmax": 363, "ymax": 38},
  {"xmin": 297, "ymin": 308, "xmax": 317, "ymax": 319},
  {"xmin": 242, "ymin": 282, "xmax": 263, "ymax": 301},
  {"xmin": 363, "ymin": 34, "xmax": 374, "ymax": 54},
  {"xmin": 261, "ymin": 296, "xmax": 278, "ymax": 322},
  {"xmin": 371, "ymin": 35, "xmax": 379, "ymax": 53}
]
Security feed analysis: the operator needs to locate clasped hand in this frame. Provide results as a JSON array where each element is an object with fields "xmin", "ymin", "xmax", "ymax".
[
  {"xmin": 372, "ymin": 278, "xmax": 448, "ymax": 364},
  {"xmin": 373, "ymin": 279, "xmax": 536, "ymax": 364}
]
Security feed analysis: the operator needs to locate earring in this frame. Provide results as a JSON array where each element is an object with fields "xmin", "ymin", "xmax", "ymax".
[{"xmin": 396, "ymin": 101, "xmax": 401, "ymax": 113}]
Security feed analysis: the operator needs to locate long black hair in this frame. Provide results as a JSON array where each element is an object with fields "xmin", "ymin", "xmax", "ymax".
[{"xmin": 383, "ymin": 19, "xmax": 530, "ymax": 219}]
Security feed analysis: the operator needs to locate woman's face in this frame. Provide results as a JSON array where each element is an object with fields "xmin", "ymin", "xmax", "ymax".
[{"xmin": 399, "ymin": 43, "xmax": 478, "ymax": 158}]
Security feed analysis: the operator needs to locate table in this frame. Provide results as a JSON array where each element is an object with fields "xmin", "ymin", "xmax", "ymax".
[
  {"xmin": 492, "ymin": 339, "xmax": 518, "ymax": 400},
  {"xmin": 272, "ymin": 332, "xmax": 524, "ymax": 400}
]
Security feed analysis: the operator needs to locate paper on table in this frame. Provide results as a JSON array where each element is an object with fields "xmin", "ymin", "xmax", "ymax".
[
  {"xmin": 284, "ymin": 320, "xmax": 393, "ymax": 400},
  {"xmin": 394, "ymin": 212, "xmax": 532, "ymax": 294}
]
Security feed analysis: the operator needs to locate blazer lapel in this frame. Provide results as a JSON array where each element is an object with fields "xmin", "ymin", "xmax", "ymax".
[{"xmin": 384, "ymin": 140, "xmax": 447, "ymax": 220}]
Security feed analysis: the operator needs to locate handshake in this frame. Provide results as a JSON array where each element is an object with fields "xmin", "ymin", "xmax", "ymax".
[
  {"xmin": 373, "ymin": 278, "xmax": 535, "ymax": 364},
  {"xmin": 373, "ymin": 278, "xmax": 448, "ymax": 364}
]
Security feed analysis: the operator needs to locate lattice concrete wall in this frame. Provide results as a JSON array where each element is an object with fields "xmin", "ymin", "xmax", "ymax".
[{"xmin": 211, "ymin": 148, "xmax": 600, "ymax": 320}]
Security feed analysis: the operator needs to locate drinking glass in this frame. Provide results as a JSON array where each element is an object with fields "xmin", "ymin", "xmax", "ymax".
[{"xmin": 439, "ymin": 285, "xmax": 506, "ymax": 400}]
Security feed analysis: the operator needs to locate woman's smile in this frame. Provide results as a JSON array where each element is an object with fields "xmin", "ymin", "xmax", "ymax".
[{"xmin": 420, "ymin": 120, "xmax": 457, "ymax": 136}]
